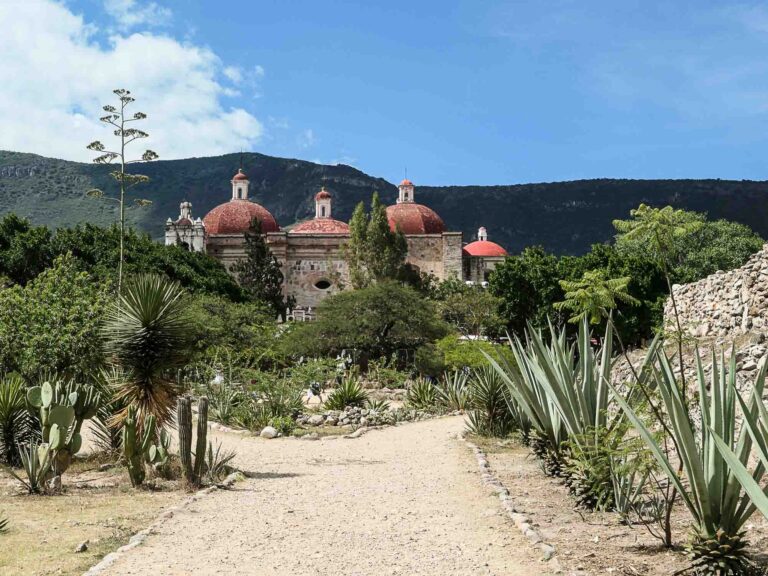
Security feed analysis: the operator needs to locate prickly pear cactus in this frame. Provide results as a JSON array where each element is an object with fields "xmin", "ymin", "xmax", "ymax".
[{"xmin": 25, "ymin": 380, "xmax": 101, "ymax": 481}]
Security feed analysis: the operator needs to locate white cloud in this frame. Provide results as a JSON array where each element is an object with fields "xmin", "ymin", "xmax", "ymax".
[
  {"xmin": 297, "ymin": 128, "xmax": 316, "ymax": 149},
  {"xmin": 103, "ymin": 0, "xmax": 172, "ymax": 31},
  {"xmin": 0, "ymin": 0, "xmax": 263, "ymax": 161}
]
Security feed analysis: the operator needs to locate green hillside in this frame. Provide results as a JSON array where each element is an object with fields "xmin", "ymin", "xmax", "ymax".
[{"xmin": 2, "ymin": 150, "xmax": 767, "ymax": 254}]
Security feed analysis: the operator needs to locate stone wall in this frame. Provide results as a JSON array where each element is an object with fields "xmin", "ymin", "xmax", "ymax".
[{"xmin": 665, "ymin": 244, "xmax": 768, "ymax": 339}]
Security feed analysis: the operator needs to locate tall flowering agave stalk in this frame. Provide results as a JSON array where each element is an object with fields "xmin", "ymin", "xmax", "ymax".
[{"xmin": 611, "ymin": 348, "xmax": 767, "ymax": 575}]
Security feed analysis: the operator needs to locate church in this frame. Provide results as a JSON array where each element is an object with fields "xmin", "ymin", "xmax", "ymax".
[{"xmin": 165, "ymin": 168, "xmax": 508, "ymax": 313}]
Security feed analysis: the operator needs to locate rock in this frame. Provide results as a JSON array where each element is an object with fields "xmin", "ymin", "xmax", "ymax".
[
  {"xmin": 46, "ymin": 475, "xmax": 62, "ymax": 493},
  {"xmin": 260, "ymin": 426, "xmax": 278, "ymax": 439},
  {"xmin": 325, "ymin": 417, "xmax": 337, "ymax": 426},
  {"xmin": 307, "ymin": 414, "xmax": 325, "ymax": 426},
  {"xmin": 75, "ymin": 540, "xmax": 89, "ymax": 553}
]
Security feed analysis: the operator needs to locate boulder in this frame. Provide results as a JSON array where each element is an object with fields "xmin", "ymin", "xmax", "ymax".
[{"xmin": 260, "ymin": 426, "xmax": 278, "ymax": 439}]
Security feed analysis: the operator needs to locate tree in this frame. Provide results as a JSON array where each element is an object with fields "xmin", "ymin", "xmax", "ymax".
[
  {"xmin": 343, "ymin": 193, "xmax": 408, "ymax": 288},
  {"xmin": 103, "ymin": 274, "xmax": 192, "ymax": 430},
  {"xmin": 432, "ymin": 278, "xmax": 505, "ymax": 337},
  {"xmin": 0, "ymin": 214, "xmax": 52, "ymax": 285},
  {"xmin": 488, "ymin": 246, "xmax": 564, "ymax": 337},
  {"xmin": 554, "ymin": 269, "xmax": 639, "ymax": 325},
  {"xmin": 230, "ymin": 219, "xmax": 292, "ymax": 319},
  {"xmin": 0, "ymin": 253, "xmax": 109, "ymax": 380},
  {"xmin": 282, "ymin": 281, "xmax": 448, "ymax": 361},
  {"xmin": 87, "ymin": 89, "xmax": 158, "ymax": 297}
]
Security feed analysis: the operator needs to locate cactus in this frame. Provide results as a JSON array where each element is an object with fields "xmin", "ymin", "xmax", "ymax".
[
  {"xmin": 177, "ymin": 396, "xmax": 209, "ymax": 487},
  {"xmin": 25, "ymin": 380, "xmax": 101, "ymax": 482}
]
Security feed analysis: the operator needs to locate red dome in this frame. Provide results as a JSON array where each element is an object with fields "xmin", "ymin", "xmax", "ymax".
[
  {"xmin": 400, "ymin": 178, "xmax": 413, "ymax": 186},
  {"xmin": 232, "ymin": 169, "xmax": 248, "ymax": 181},
  {"xmin": 386, "ymin": 203, "xmax": 445, "ymax": 235},
  {"xmin": 290, "ymin": 218, "xmax": 349, "ymax": 234},
  {"xmin": 463, "ymin": 240, "xmax": 507, "ymax": 257},
  {"xmin": 315, "ymin": 188, "xmax": 332, "ymax": 200},
  {"xmin": 203, "ymin": 200, "xmax": 280, "ymax": 235}
]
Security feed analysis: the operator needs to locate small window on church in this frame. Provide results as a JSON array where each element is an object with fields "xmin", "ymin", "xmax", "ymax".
[
  {"xmin": 321, "ymin": 206, "xmax": 326, "ymax": 217},
  {"xmin": 238, "ymin": 188, "xmax": 243, "ymax": 198},
  {"xmin": 314, "ymin": 279, "xmax": 331, "ymax": 290}
]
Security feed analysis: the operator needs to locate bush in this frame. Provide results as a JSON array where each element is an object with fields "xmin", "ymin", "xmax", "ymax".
[
  {"xmin": 0, "ymin": 374, "xmax": 34, "ymax": 467},
  {"xmin": 268, "ymin": 415, "xmax": 296, "ymax": 436},
  {"xmin": 414, "ymin": 344, "xmax": 445, "ymax": 378},
  {"xmin": 436, "ymin": 335, "xmax": 513, "ymax": 372},
  {"xmin": 405, "ymin": 378, "xmax": 438, "ymax": 411},
  {"xmin": 324, "ymin": 377, "xmax": 368, "ymax": 410}
]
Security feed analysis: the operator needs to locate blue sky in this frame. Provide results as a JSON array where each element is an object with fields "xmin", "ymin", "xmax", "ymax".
[{"xmin": 4, "ymin": 1, "xmax": 768, "ymax": 185}]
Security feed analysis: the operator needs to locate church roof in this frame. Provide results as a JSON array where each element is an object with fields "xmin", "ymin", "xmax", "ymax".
[
  {"xmin": 399, "ymin": 178, "xmax": 414, "ymax": 186},
  {"xmin": 232, "ymin": 169, "xmax": 249, "ymax": 181},
  {"xmin": 203, "ymin": 199, "xmax": 280, "ymax": 235},
  {"xmin": 463, "ymin": 240, "xmax": 508, "ymax": 257},
  {"xmin": 386, "ymin": 203, "xmax": 445, "ymax": 235},
  {"xmin": 290, "ymin": 218, "xmax": 350, "ymax": 234},
  {"xmin": 315, "ymin": 188, "xmax": 332, "ymax": 200}
]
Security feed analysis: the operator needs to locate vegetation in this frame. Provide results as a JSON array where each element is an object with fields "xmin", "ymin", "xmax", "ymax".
[
  {"xmin": 324, "ymin": 377, "xmax": 368, "ymax": 411},
  {"xmin": 231, "ymin": 220, "xmax": 293, "ymax": 319},
  {"xmin": 86, "ymin": 88, "xmax": 158, "ymax": 296},
  {"xmin": 0, "ymin": 373, "xmax": 33, "ymax": 467},
  {"xmin": 283, "ymin": 281, "xmax": 448, "ymax": 363},
  {"xmin": 103, "ymin": 274, "xmax": 192, "ymax": 430}
]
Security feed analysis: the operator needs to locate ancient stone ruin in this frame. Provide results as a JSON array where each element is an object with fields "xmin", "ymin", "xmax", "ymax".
[{"xmin": 666, "ymin": 244, "xmax": 768, "ymax": 340}]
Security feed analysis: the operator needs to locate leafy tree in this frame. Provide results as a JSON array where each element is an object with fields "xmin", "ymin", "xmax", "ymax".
[
  {"xmin": 230, "ymin": 219, "xmax": 292, "ymax": 319},
  {"xmin": 488, "ymin": 246, "xmax": 564, "ymax": 336},
  {"xmin": 0, "ymin": 253, "xmax": 109, "ymax": 380},
  {"xmin": 186, "ymin": 294, "xmax": 282, "ymax": 369},
  {"xmin": 343, "ymin": 193, "xmax": 408, "ymax": 288},
  {"xmin": 87, "ymin": 88, "xmax": 158, "ymax": 296},
  {"xmin": 432, "ymin": 278, "xmax": 504, "ymax": 337},
  {"xmin": 0, "ymin": 214, "xmax": 53, "ymax": 285},
  {"xmin": 283, "ymin": 281, "xmax": 448, "ymax": 361},
  {"xmin": 436, "ymin": 334, "xmax": 515, "ymax": 371},
  {"xmin": 671, "ymin": 219, "xmax": 764, "ymax": 284},
  {"xmin": 554, "ymin": 269, "xmax": 639, "ymax": 325}
]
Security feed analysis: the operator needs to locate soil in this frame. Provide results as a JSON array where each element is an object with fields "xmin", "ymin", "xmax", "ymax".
[
  {"xmin": 0, "ymin": 455, "xmax": 184, "ymax": 576},
  {"xmin": 478, "ymin": 437, "xmax": 768, "ymax": 576},
  {"xmin": 95, "ymin": 417, "xmax": 552, "ymax": 576}
]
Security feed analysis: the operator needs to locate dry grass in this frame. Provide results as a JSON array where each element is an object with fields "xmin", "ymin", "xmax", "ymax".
[{"xmin": 0, "ymin": 457, "xmax": 184, "ymax": 576}]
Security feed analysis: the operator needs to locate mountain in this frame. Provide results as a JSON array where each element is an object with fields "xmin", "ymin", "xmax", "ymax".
[{"xmin": 2, "ymin": 150, "xmax": 768, "ymax": 254}]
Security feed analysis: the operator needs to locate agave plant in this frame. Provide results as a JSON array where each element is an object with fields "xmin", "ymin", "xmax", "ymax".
[
  {"xmin": 611, "ymin": 348, "xmax": 767, "ymax": 575},
  {"xmin": 436, "ymin": 370, "xmax": 469, "ymax": 411},
  {"xmin": 365, "ymin": 398, "xmax": 391, "ymax": 413},
  {"xmin": 324, "ymin": 376, "xmax": 368, "ymax": 411},
  {"xmin": 405, "ymin": 378, "xmax": 437, "ymax": 411},
  {"xmin": 103, "ymin": 275, "xmax": 192, "ymax": 430},
  {"xmin": 465, "ymin": 366, "xmax": 516, "ymax": 438},
  {"xmin": 0, "ymin": 373, "xmax": 35, "ymax": 467},
  {"xmin": 90, "ymin": 366, "xmax": 130, "ymax": 453},
  {"xmin": 2, "ymin": 440, "xmax": 51, "ymax": 494},
  {"xmin": 203, "ymin": 441, "xmax": 237, "ymax": 484}
]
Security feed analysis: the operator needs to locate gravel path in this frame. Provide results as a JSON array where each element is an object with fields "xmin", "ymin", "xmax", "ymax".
[{"xmin": 98, "ymin": 417, "xmax": 548, "ymax": 575}]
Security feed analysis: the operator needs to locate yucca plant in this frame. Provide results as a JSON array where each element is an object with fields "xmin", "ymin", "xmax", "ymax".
[
  {"xmin": 611, "ymin": 348, "xmax": 767, "ymax": 575},
  {"xmin": 90, "ymin": 366, "xmax": 130, "ymax": 453},
  {"xmin": 203, "ymin": 441, "xmax": 237, "ymax": 484},
  {"xmin": 466, "ymin": 366, "xmax": 516, "ymax": 438},
  {"xmin": 405, "ymin": 378, "xmax": 437, "ymax": 411},
  {"xmin": 103, "ymin": 275, "xmax": 192, "ymax": 431},
  {"xmin": 324, "ymin": 376, "xmax": 368, "ymax": 411},
  {"xmin": 436, "ymin": 370, "xmax": 469, "ymax": 411},
  {"xmin": 0, "ymin": 373, "xmax": 35, "ymax": 467}
]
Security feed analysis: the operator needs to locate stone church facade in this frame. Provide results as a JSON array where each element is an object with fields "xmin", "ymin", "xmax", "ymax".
[{"xmin": 166, "ymin": 168, "xmax": 508, "ymax": 311}]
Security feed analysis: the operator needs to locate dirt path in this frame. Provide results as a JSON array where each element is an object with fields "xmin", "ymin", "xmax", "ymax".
[{"xmin": 97, "ymin": 417, "xmax": 549, "ymax": 576}]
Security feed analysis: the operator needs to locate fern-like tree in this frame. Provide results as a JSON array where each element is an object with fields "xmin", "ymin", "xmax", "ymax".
[
  {"xmin": 554, "ymin": 270, "xmax": 639, "ymax": 325},
  {"xmin": 103, "ymin": 274, "xmax": 192, "ymax": 431},
  {"xmin": 230, "ymin": 219, "xmax": 293, "ymax": 319},
  {"xmin": 343, "ymin": 192, "xmax": 408, "ymax": 288},
  {"xmin": 87, "ymin": 89, "xmax": 158, "ymax": 296}
]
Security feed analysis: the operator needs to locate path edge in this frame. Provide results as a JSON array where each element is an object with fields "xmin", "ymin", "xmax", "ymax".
[
  {"xmin": 81, "ymin": 473, "xmax": 240, "ymax": 576},
  {"xmin": 459, "ymin": 431, "xmax": 561, "ymax": 569}
]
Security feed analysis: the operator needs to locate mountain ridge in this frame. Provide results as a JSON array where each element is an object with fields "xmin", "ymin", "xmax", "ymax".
[{"xmin": 2, "ymin": 149, "xmax": 767, "ymax": 254}]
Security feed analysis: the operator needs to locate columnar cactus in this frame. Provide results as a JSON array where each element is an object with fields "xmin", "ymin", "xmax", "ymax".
[
  {"xmin": 177, "ymin": 396, "xmax": 209, "ymax": 487},
  {"xmin": 26, "ymin": 380, "xmax": 100, "ymax": 480}
]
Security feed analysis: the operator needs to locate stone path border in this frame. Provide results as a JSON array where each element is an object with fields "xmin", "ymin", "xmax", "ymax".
[
  {"xmin": 460, "ymin": 431, "xmax": 561, "ymax": 570},
  {"xmin": 81, "ymin": 473, "xmax": 240, "ymax": 576}
]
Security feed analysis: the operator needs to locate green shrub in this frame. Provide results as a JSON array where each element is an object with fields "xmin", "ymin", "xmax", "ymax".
[
  {"xmin": 466, "ymin": 366, "xmax": 516, "ymax": 438},
  {"xmin": 436, "ymin": 334, "xmax": 513, "ymax": 371},
  {"xmin": 269, "ymin": 415, "xmax": 296, "ymax": 436},
  {"xmin": 405, "ymin": 378, "xmax": 438, "ymax": 411},
  {"xmin": 414, "ymin": 343, "xmax": 445, "ymax": 378},
  {"xmin": 324, "ymin": 377, "xmax": 368, "ymax": 410}
]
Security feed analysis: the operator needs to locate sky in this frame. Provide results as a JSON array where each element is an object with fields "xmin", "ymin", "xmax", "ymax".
[{"xmin": 3, "ymin": 1, "xmax": 768, "ymax": 185}]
